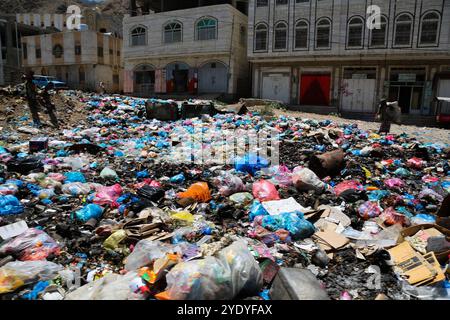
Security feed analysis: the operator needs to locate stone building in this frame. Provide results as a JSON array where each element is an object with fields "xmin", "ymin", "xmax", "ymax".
[
  {"xmin": 21, "ymin": 30, "xmax": 123, "ymax": 93},
  {"xmin": 123, "ymin": 0, "xmax": 249, "ymax": 98},
  {"xmin": 248, "ymin": 0, "xmax": 450, "ymax": 116}
]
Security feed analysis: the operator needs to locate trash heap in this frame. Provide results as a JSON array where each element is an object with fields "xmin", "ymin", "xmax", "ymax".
[{"xmin": 0, "ymin": 93, "xmax": 449, "ymax": 300}]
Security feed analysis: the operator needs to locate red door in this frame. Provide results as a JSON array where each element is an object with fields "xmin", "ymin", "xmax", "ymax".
[{"xmin": 300, "ymin": 74, "xmax": 331, "ymax": 106}]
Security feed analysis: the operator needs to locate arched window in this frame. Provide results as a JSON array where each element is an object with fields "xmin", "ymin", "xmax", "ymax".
[
  {"xmin": 164, "ymin": 22, "xmax": 182, "ymax": 43},
  {"xmin": 420, "ymin": 12, "xmax": 440, "ymax": 45},
  {"xmin": 370, "ymin": 15, "xmax": 387, "ymax": 47},
  {"xmin": 347, "ymin": 17, "xmax": 364, "ymax": 47},
  {"xmin": 274, "ymin": 21, "xmax": 288, "ymax": 50},
  {"xmin": 197, "ymin": 17, "xmax": 217, "ymax": 41},
  {"xmin": 394, "ymin": 13, "xmax": 413, "ymax": 46},
  {"xmin": 294, "ymin": 20, "xmax": 308, "ymax": 49},
  {"xmin": 130, "ymin": 26, "xmax": 147, "ymax": 46},
  {"xmin": 254, "ymin": 23, "xmax": 268, "ymax": 51},
  {"xmin": 316, "ymin": 18, "xmax": 331, "ymax": 48}
]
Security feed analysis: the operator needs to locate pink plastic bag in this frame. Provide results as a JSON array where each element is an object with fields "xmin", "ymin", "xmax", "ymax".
[
  {"xmin": 92, "ymin": 184, "xmax": 123, "ymax": 207},
  {"xmin": 252, "ymin": 180, "xmax": 280, "ymax": 202},
  {"xmin": 47, "ymin": 173, "xmax": 66, "ymax": 182},
  {"xmin": 334, "ymin": 180, "xmax": 362, "ymax": 197},
  {"xmin": 421, "ymin": 175, "xmax": 439, "ymax": 183},
  {"xmin": 133, "ymin": 179, "xmax": 161, "ymax": 190},
  {"xmin": 358, "ymin": 201, "xmax": 382, "ymax": 220},
  {"xmin": 0, "ymin": 228, "xmax": 60, "ymax": 261},
  {"xmin": 380, "ymin": 207, "xmax": 409, "ymax": 226},
  {"xmin": 268, "ymin": 165, "xmax": 293, "ymax": 188},
  {"xmin": 384, "ymin": 178, "xmax": 404, "ymax": 189},
  {"xmin": 407, "ymin": 157, "xmax": 425, "ymax": 169}
]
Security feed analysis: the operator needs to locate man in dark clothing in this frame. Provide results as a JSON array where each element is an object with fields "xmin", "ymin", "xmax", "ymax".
[
  {"xmin": 23, "ymin": 72, "xmax": 41, "ymax": 127},
  {"xmin": 39, "ymin": 82, "xmax": 59, "ymax": 129}
]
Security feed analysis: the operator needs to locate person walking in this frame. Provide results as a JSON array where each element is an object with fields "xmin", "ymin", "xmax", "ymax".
[
  {"xmin": 376, "ymin": 99, "xmax": 400, "ymax": 134},
  {"xmin": 23, "ymin": 71, "xmax": 41, "ymax": 128},
  {"xmin": 39, "ymin": 82, "xmax": 59, "ymax": 129}
]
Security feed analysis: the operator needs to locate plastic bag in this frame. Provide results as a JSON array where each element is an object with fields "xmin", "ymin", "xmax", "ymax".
[
  {"xmin": 124, "ymin": 240, "xmax": 180, "ymax": 271},
  {"xmin": 252, "ymin": 180, "xmax": 280, "ymax": 202},
  {"xmin": 248, "ymin": 200, "xmax": 269, "ymax": 222},
  {"xmin": 394, "ymin": 168, "xmax": 411, "ymax": 177},
  {"xmin": 170, "ymin": 173, "xmax": 185, "ymax": 184},
  {"xmin": 411, "ymin": 214, "xmax": 436, "ymax": 225},
  {"xmin": 100, "ymin": 167, "xmax": 119, "ymax": 180},
  {"xmin": 177, "ymin": 182, "xmax": 212, "ymax": 203},
  {"xmin": 407, "ymin": 157, "xmax": 425, "ymax": 169},
  {"xmin": 380, "ymin": 207, "xmax": 409, "ymax": 226},
  {"xmin": 0, "ymin": 228, "xmax": 60, "ymax": 261},
  {"xmin": 0, "ymin": 195, "xmax": 24, "ymax": 216},
  {"xmin": 103, "ymin": 230, "xmax": 127, "ymax": 251},
  {"xmin": 62, "ymin": 182, "xmax": 92, "ymax": 196},
  {"xmin": 234, "ymin": 153, "xmax": 269, "ymax": 175},
  {"xmin": 92, "ymin": 184, "xmax": 123, "ymax": 207},
  {"xmin": 0, "ymin": 260, "xmax": 63, "ymax": 294},
  {"xmin": 65, "ymin": 271, "xmax": 145, "ymax": 300},
  {"xmin": 384, "ymin": 178, "xmax": 405, "ymax": 189},
  {"xmin": 73, "ymin": 204, "xmax": 104, "ymax": 222},
  {"xmin": 292, "ymin": 167, "xmax": 326, "ymax": 192},
  {"xmin": 358, "ymin": 201, "xmax": 383, "ymax": 219},
  {"xmin": 268, "ymin": 165, "xmax": 293, "ymax": 188},
  {"xmin": 64, "ymin": 172, "xmax": 86, "ymax": 183},
  {"xmin": 163, "ymin": 241, "xmax": 262, "ymax": 300},
  {"xmin": 0, "ymin": 183, "xmax": 19, "ymax": 195},
  {"xmin": 229, "ymin": 192, "xmax": 254, "ymax": 205},
  {"xmin": 334, "ymin": 180, "xmax": 363, "ymax": 197},
  {"xmin": 212, "ymin": 172, "xmax": 245, "ymax": 196},
  {"xmin": 259, "ymin": 212, "xmax": 315, "ymax": 240},
  {"xmin": 170, "ymin": 211, "xmax": 195, "ymax": 224}
]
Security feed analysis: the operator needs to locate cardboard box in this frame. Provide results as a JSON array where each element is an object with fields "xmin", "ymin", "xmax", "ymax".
[
  {"xmin": 399, "ymin": 224, "xmax": 450, "ymax": 264},
  {"xmin": 388, "ymin": 242, "xmax": 445, "ymax": 286}
]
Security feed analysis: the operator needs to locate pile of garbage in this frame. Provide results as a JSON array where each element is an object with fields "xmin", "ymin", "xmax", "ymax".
[{"xmin": 0, "ymin": 92, "xmax": 449, "ymax": 300}]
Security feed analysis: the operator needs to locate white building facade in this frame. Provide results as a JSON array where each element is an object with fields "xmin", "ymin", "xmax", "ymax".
[
  {"xmin": 248, "ymin": 0, "xmax": 450, "ymax": 116},
  {"xmin": 122, "ymin": 3, "xmax": 249, "ymax": 98}
]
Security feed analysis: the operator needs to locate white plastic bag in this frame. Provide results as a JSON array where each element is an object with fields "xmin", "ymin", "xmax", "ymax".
[{"xmin": 0, "ymin": 260, "xmax": 63, "ymax": 294}]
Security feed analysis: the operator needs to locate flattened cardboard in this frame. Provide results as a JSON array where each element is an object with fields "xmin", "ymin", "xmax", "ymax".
[
  {"xmin": 388, "ymin": 242, "xmax": 439, "ymax": 286},
  {"xmin": 313, "ymin": 230, "xmax": 349, "ymax": 250}
]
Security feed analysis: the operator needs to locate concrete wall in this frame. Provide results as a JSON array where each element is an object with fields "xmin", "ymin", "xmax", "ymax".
[
  {"xmin": 248, "ymin": 0, "xmax": 450, "ymax": 60},
  {"xmin": 22, "ymin": 30, "xmax": 123, "ymax": 92},
  {"xmin": 123, "ymin": 3, "xmax": 249, "ymax": 96}
]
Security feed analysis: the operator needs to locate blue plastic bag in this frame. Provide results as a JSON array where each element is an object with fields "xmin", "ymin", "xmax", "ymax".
[
  {"xmin": 261, "ymin": 212, "xmax": 315, "ymax": 240},
  {"xmin": 64, "ymin": 172, "xmax": 86, "ymax": 183},
  {"xmin": 73, "ymin": 204, "xmax": 104, "ymax": 222},
  {"xmin": 170, "ymin": 173, "xmax": 185, "ymax": 184},
  {"xmin": 234, "ymin": 153, "xmax": 269, "ymax": 175},
  {"xmin": 249, "ymin": 200, "xmax": 269, "ymax": 222},
  {"xmin": 0, "ymin": 195, "xmax": 24, "ymax": 216}
]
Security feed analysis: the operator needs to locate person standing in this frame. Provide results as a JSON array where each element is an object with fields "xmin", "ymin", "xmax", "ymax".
[
  {"xmin": 99, "ymin": 81, "xmax": 106, "ymax": 95},
  {"xmin": 24, "ymin": 71, "xmax": 41, "ymax": 128},
  {"xmin": 39, "ymin": 82, "xmax": 59, "ymax": 129}
]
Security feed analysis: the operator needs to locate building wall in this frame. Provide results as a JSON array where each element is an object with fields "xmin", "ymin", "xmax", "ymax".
[
  {"xmin": 123, "ymin": 3, "xmax": 248, "ymax": 96},
  {"xmin": 22, "ymin": 31, "xmax": 123, "ymax": 92},
  {"xmin": 248, "ymin": 0, "xmax": 450, "ymax": 113}
]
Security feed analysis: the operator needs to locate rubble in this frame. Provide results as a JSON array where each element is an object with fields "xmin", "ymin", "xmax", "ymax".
[{"xmin": 0, "ymin": 88, "xmax": 449, "ymax": 301}]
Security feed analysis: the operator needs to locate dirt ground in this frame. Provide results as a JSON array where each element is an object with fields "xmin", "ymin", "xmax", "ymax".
[{"xmin": 272, "ymin": 108, "xmax": 450, "ymax": 145}]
